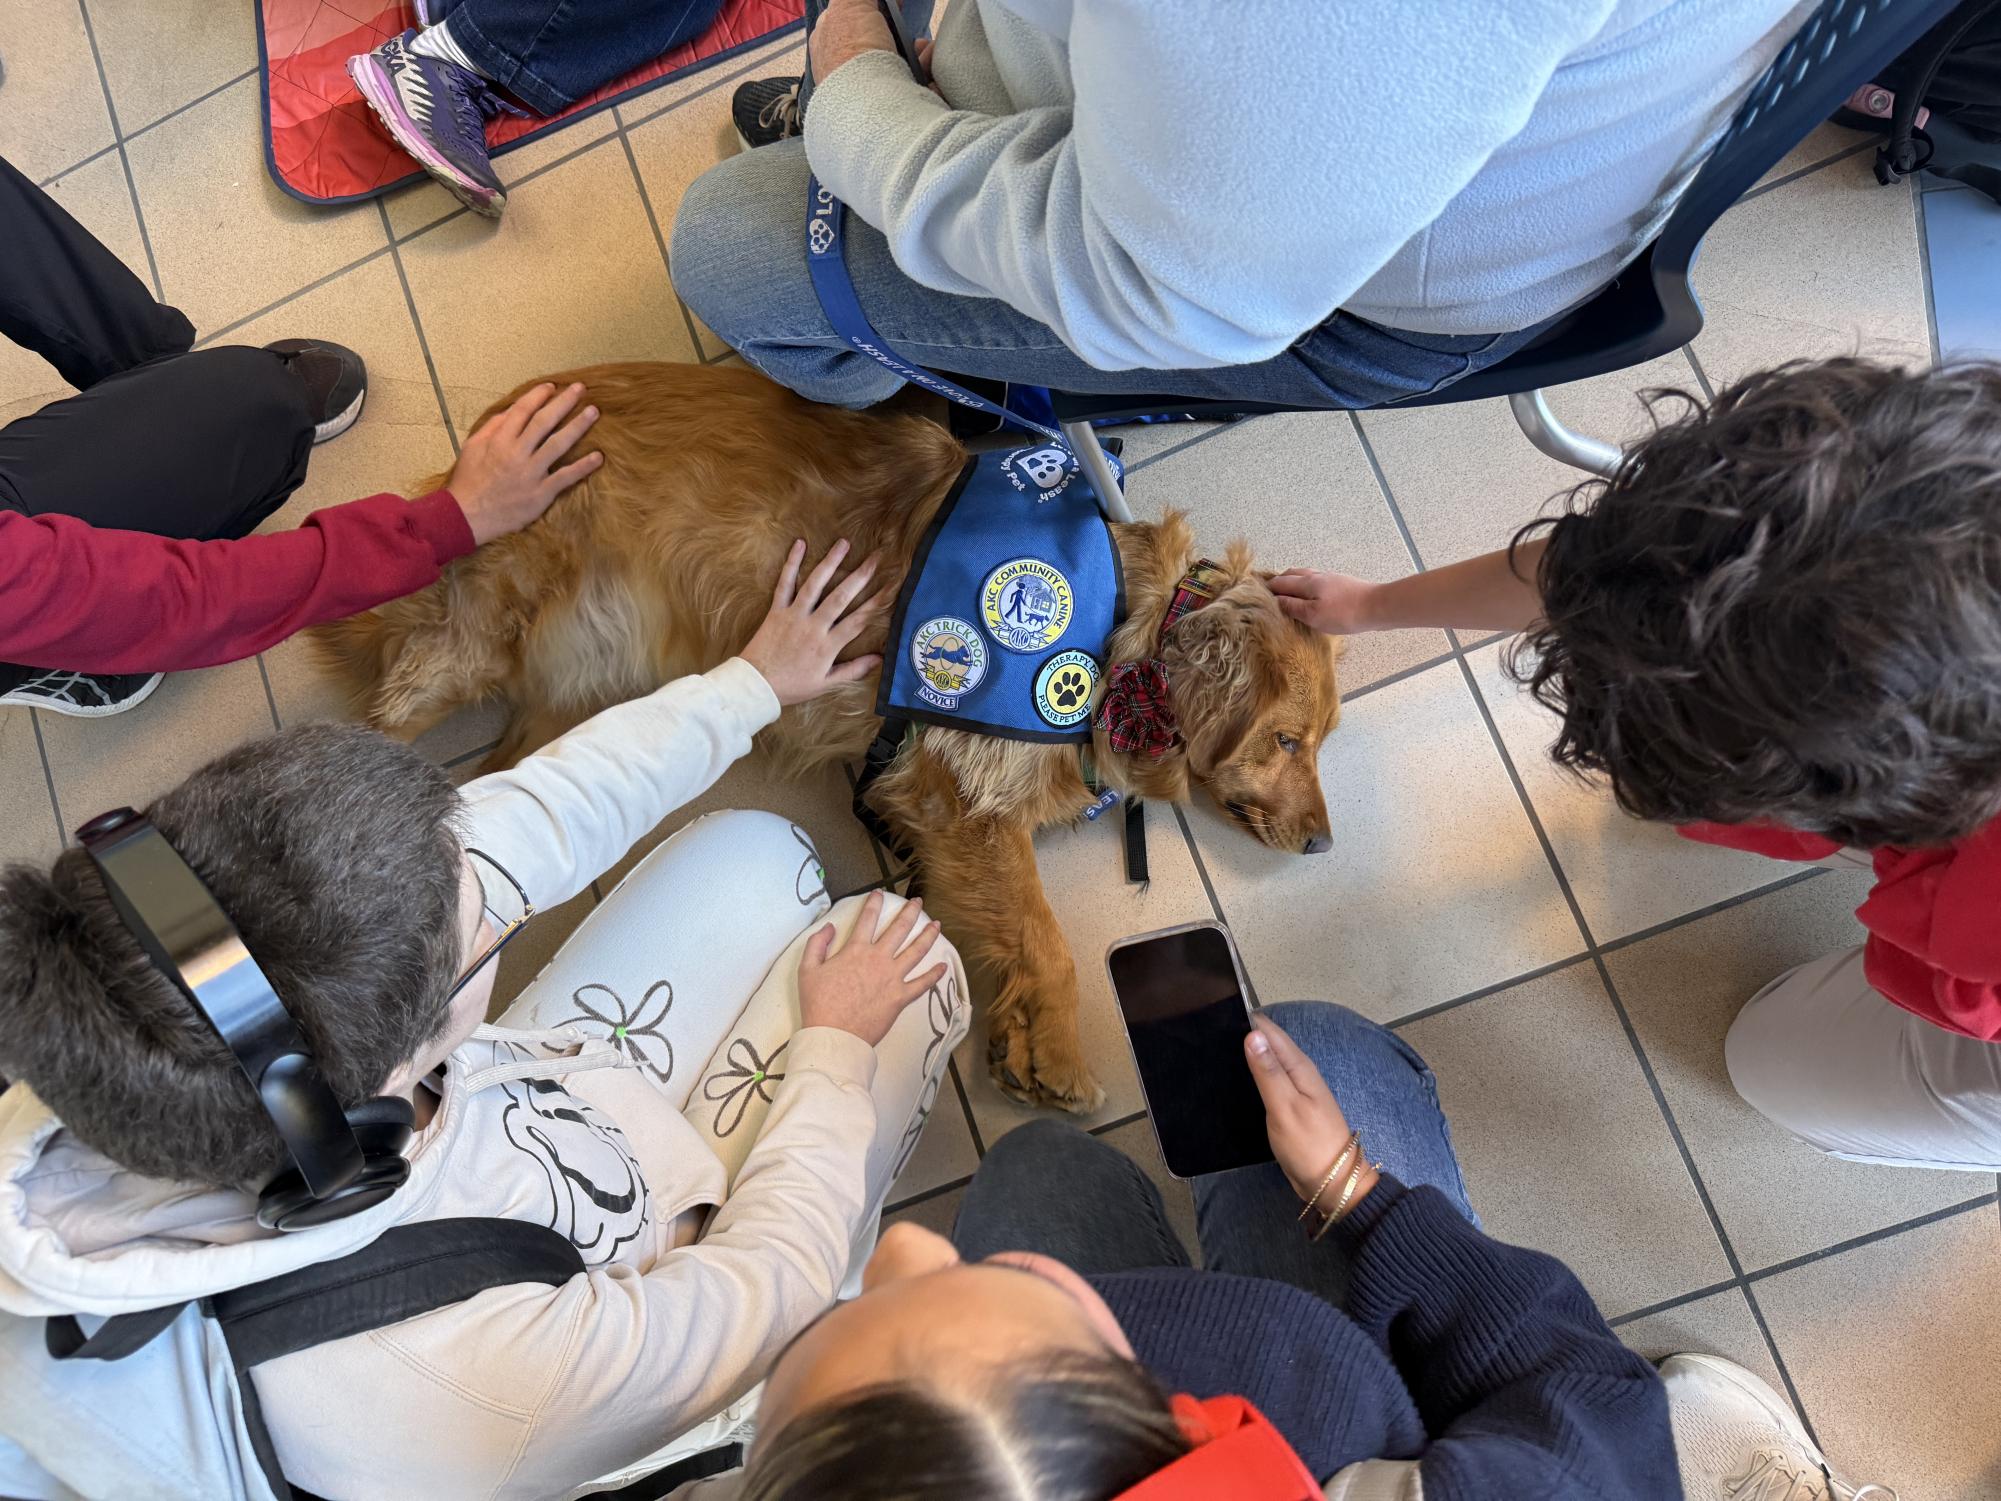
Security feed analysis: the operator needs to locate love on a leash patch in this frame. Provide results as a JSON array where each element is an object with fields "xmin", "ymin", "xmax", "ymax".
[{"xmin": 255, "ymin": 0, "xmax": 804, "ymax": 205}]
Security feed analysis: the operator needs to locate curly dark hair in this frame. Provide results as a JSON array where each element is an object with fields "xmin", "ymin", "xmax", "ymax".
[
  {"xmin": 0, "ymin": 723, "xmax": 467, "ymax": 1188},
  {"xmin": 1509, "ymin": 358, "xmax": 2001, "ymax": 849}
]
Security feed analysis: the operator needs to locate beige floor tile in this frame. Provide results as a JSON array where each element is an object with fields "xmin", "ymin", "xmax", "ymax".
[
  {"xmin": 1616, "ymin": 1287, "xmax": 1785, "ymax": 1395},
  {"xmin": 0, "ymin": 716, "xmax": 62, "ymax": 867},
  {"xmin": 1355, "ymin": 352, "xmax": 1701, "ymax": 571},
  {"xmin": 1100, "ymin": 1117, "xmax": 1201, "ymax": 1263},
  {"xmin": 954, "ymin": 804, "xmax": 1216, "ymax": 1142},
  {"xmin": 593, "ymin": 754, "xmax": 886, "ymax": 908},
  {"xmin": 1187, "ymin": 660, "xmax": 1581, "ymax": 1023},
  {"xmin": 383, "ymin": 111, "xmax": 624, "ymax": 241},
  {"xmin": 888, "ymin": 1067, "xmax": 982, "ymax": 1202},
  {"xmin": 1692, "ymin": 152, "xmax": 1931, "ymax": 389},
  {"xmin": 87, "ymin": 0, "xmax": 259, "ymax": 136},
  {"xmin": 1756, "ymin": 1208, "xmax": 2001, "ymax": 1501},
  {"xmin": 1121, "ymin": 412, "xmax": 1452, "ymax": 694},
  {"xmin": 1113, "ymin": 419, "xmax": 1232, "ymax": 470},
  {"xmin": 624, "ymin": 81, "xmax": 742, "ymax": 361},
  {"xmin": 0, "ymin": 152, "xmax": 148, "ymax": 420},
  {"xmin": 397, "ymin": 138, "xmax": 697, "ymax": 437},
  {"xmin": 0, "ymin": 0, "xmax": 115, "ymax": 183},
  {"xmin": 39, "ymin": 659, "xmax": 277, "ymax": 818},
  {"xmin": 1468, "ymin": 641, "xmax": 1790, "ymax": 943},
  {"xmin": 1606, "ymin": 875, "xmax": 1992, "ymax": 1271},
  {"xmin": 1755, "ymin": 121, "xmax": 1874, "ymax": 189},
  {"xmin": 885, "ymin": 1183, "xmax": 964, "ymax": 1236},
  {"xmin": 1401, "ymin": 961, "xmax": 1732, "ymax": 1319},
  {"xmin": 126, "ymin": 76, "xmax": 386, "ymax": 335}
]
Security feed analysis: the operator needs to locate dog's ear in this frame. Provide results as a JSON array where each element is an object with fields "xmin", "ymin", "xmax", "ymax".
[{"xmin": 1161, "ymin": 581, "xmax": 1290, "ymax": 778}]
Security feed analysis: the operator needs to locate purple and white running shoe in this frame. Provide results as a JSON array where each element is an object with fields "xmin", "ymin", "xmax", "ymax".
[{"xmin": 347, "ymin": 29, "xmax": 521, "ymax": 218}]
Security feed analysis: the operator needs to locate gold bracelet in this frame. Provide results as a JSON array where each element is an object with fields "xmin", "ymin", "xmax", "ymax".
[
  {"xmin": 1310, "ymin": 1152, "xmax": 1375, "ymax": 1243},
  {"xmin": 1295, "ymin": 1131, "xmax": 1359, "ymax": 1223}
]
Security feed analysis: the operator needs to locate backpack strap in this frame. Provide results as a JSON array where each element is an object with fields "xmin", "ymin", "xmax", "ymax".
[
  {"xmin": 1879, "ymin": 0, "xmax": 2001, "ymax": 180},
  {"xmin": 47, "ymin": 1216, "xmax": 584, "ymax": 1501},
  {"xmin": 853, "ymin": 721, "xmax": 917, "ymax": 866}
]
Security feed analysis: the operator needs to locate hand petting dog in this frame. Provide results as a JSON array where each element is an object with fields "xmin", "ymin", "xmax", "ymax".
[
  {"xmin": 447, "ymin": 382, "xmax": 603, "ymax": 545},
  {"xmin": 740, "ymin": 538, "xmax": 896, "ymax": 706}
]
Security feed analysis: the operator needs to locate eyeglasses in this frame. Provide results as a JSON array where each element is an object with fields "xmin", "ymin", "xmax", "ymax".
[{"xmin": 447, "ymin": 849, "xmax": 535, "ymax": 1003}]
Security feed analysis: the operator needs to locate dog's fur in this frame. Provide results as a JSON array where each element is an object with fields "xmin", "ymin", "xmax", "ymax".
[{"xmin": 315, "ymin": 363, "xmax": 1340, "ymax": 1110}]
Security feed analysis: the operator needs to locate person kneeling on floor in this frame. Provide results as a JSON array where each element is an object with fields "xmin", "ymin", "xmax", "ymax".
[
  {"xmin": 0, "ymin": 541, "xmax": 967, "ymax": 1501},
  {"xmin": 1276, "ymin": 357, "xmax": 2001, "ymax": 1176},
  {"xmin": 695, "ymin": 1005, "xmax": 1894, "ymax": 1500}
]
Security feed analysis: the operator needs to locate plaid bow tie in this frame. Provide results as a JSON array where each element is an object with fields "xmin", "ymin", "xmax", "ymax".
[{"xmin": 1094, "ymin": 659, "xmax": 1181, "ymax": 757}]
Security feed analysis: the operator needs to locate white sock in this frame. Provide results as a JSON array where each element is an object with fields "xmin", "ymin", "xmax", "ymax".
[{"xmin": 408, "ymin": 20, "xmax": 490, "ymax": 79}]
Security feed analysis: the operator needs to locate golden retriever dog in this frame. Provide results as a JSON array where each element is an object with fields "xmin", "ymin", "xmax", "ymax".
[{"xmin": 315, "ymin": 363, "xmax": 1340, "ymax": 1111}]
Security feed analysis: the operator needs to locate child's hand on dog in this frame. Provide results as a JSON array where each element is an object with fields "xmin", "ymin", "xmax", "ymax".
[
  {"xmin": 1245, "ymin": 1012, "xmax": 1380, "ymax": 1214},
  {"xmin": 741, "ymin": 538, "xmax": 896, "ymax": 706},
  {"xmin": 799, "ymin": 891, "xmax": 948, "ymax": 1047},
  {"xmin": 449, "ymin": 382, "xmax": 604, "ymax": 545},
  {"xmin": 1269, "ymin": 569, "xmax": 1380, "ymax": 636}
]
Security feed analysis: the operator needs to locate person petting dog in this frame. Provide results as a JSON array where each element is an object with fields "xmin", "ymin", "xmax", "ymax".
[
  {"xmin": 0, "ymin": 154, "xmax": 602, "ymax": 720},
  {"xmin": 0, "ymin": 539, "xmax": 969, "ymax": 1500},
  {"xmin": 675, "ymin": 0, "xmax": 1813, "ymax": 409},
  {"xmin": 1276, "ymin": 358, "xmax": 2001, "ymax": 1175},
  {"xmin": 693, "ymin": 1004, "xmax": 1892, "ymax": 1501}
]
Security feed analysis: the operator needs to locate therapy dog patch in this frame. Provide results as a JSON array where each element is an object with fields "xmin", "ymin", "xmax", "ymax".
[{"xmin": 1035, "ymin": 651, "xmax": 1099, "ymax": 728}]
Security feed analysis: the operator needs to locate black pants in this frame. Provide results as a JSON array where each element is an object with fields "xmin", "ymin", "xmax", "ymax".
[{"xmin": 0, "ymin": 154, "xmax": 316, "ymax": 690}]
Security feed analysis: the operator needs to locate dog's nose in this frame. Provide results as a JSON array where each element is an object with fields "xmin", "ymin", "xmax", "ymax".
[{"xmin": 1302, "ymin": 832, "xmax": 1333, "ymax": 855}]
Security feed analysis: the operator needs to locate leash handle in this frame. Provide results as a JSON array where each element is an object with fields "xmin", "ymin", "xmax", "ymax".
[{"xmin": 876, "ymin": 0, "xmax": 931, "ymax": 86}]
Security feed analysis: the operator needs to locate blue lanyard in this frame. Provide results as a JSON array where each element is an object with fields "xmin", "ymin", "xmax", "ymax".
[{"xmin": 805, "ymin": 175, "xmax": 1070, "ymax": 449}]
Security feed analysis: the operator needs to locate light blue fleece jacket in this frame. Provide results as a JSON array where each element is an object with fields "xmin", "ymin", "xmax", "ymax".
[{"xmin": 803, "ymin": 0, "xmax": 1814, "ymax": 371}]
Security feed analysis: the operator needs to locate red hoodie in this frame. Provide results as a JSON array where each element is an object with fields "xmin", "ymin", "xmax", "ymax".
[
  {"xmin": 0, "ymin": 490, "xmax": 473, "ymax": 675},
  {"xmin": 1679, "ymin": 817, "xmax": 2001, "ymax": 1041}
]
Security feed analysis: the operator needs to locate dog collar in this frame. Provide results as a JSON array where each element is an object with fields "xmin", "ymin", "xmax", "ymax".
[
  {"xmin": 1112, "ymin": 1394, "xmax": 1321, "ymax": 1501},
  {"xmin": 1093, "ymin": 560, "xmax": 1225, "ymax": 758}
]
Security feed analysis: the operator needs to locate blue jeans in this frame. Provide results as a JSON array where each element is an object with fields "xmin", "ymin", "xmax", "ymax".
[
  {"xmin": 951, "ymin": 1002, "xmax": 1476, "ymax": 1309},
  {"xmin": 423, "ymin": 0, "xmax": 732, "ymax": 115}
]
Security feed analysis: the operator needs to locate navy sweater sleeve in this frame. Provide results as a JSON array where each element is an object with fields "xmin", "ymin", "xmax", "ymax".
[{"xmin": 1333, "ymin": 1176, "xmax": 1680, "ymax": 1501}]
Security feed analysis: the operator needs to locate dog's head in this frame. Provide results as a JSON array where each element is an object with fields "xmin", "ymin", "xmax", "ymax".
[{"xmin": 1109, "ymin": 522, "xmax": 1341, "ymax": 855}]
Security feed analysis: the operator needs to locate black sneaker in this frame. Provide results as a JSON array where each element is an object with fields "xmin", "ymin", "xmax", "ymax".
[
  {"xmin": 266, "ymin": 338, "xmax": 368, "ymax": 444},
  {"xmin": 0, "ymin": 669, "xmax": 163, "ymax": 718},
  {"xmin": 732, "ymin": 76, "xmax": 802, "ymax": 152}
]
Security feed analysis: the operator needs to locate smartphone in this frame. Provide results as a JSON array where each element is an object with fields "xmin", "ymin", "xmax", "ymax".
[{"xmin": 1106, "ymin": 921, "xmax": 1274, "ymax": 1180}]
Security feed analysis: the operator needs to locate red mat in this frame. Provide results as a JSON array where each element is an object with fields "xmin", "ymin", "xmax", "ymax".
[{"xmin": 257, "ymin": 0, "xmax": 804, "ymax": 205}]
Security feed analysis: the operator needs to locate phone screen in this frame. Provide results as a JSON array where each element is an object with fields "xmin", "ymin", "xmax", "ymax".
[{"xmin": 1108, "ymin": 925, "xmax": 1274, "ymax": 1179}]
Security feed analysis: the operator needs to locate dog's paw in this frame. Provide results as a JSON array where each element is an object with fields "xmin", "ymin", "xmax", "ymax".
[{"xmin": 987, "ymin": 1023, "xmax": 1106, "ymax": 1115}]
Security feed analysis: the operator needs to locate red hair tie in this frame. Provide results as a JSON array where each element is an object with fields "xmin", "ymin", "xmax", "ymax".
[{"xmin": 1113, "ymin": 1394, "xmax": 1321, "ymax": 1501}]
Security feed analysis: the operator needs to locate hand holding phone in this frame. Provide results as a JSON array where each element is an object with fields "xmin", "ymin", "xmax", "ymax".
[{"xmin": 1244, "ymin": 1013, "xmax": 1378, "ymax": 1211}]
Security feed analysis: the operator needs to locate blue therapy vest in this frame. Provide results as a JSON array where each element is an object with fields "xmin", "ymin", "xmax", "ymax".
[{"xmin": 878, "ymin": 448, "xmax": 1125, "ymax": 743}]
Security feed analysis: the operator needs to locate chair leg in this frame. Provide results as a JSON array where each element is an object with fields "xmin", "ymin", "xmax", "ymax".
[
  {"xmin": 1508, "ymin": 390, "xmax": 1623, "ymax": 479},
  {"xmin": 1061, "ymin": 418, "xmax": 1135, "ymax": 523}
]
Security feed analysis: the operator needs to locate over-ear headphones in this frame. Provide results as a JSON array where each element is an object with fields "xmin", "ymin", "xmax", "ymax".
[{"xmin": 76, "ymin": 807, "xmax": 414, "ymax": 1231}]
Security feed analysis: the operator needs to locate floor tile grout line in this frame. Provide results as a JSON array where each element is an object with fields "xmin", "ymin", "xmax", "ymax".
[
  {"xmin": 1735, "ymin": 138, "xmax": 1876, "ymax": 204},
  {"xmin": 1124, "ymin": 416, "xmax": 1255, "ymax": 477},
  {"xmin": 1089, "ymin": 1109, "xmax": 1149, "ymax": 1138},
  {"xmin": 193, "ymin": 245, "xmax": 394, "ymax": 348},
  {"xmin": 1739, "ymin": 1191, "xmax": 2000, "ymax": 1287},
  {"xmin": 1348, "ymin": 412, "xmax": 1428, "ymax": 575},
  {"xmin": 28, "ymin": 712, "xmax": 70, "ymax": 850},
  {"xmin": 1341, "ymin": 649, "xmax": 1461, "ymax": 706},
  {"xmin": 947, "ymin": 1057, "xmax": 986, "ymax": 1158},
  {"xmin": 376, "ymin": 200, "xmax": 462, "ymax": 454},
  {"xmin": 1594, "ymin": 868, "xmax": 1827, "ymax": 958},
  {"xmin": 613, "ymin": 122, "xmax": 706, "ymax": 365},
  {"xmin": 1603, "ymin": 1276, "xmax": 1744, "ymax": 1328},
  {"xmin": 36, "ymin": 66, "xmax": 266, "ymax": 189},
  {"xmin": 73, "ymin": 0, "xmax": 164, "ymax": 303},
  {"xmin": 884, "ymin": 1170, "xmax": 973, "ymax": 1215},
  {"xmin": 1388, "ymin": 951, "xmax": 1595, "ymax": 1029},
  {"xmin": 1681, "ymin": 344, "xmax": 1717, "ymax": 403},
  {"xmin": 252, "ymin": 656, "xmax": 283, "ymax": 732},
  {"xmin": 1912, "ymin": 180, "xmax": 1943, "ymax": 368},
  {"xmin": 443, "ymin": 738, "xmax": 502, "ymax": 769}
]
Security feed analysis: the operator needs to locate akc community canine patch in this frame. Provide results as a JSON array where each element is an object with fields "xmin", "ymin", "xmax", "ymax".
[
  {"xmin": 981, "ymin": 557, "xmax": 1074, "ymax": 653},
  {"xmin": 1034, "ymin": 650, "xmax": 1099, "ymax": 728},
  {"xmin": 910, "ymin": 617, "xmax": 988, "ymax": 711}
]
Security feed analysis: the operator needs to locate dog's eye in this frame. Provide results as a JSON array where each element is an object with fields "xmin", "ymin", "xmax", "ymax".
[{"xmin": 1276, "ymin": 734, "xmax": 1300, "ymax": 755}]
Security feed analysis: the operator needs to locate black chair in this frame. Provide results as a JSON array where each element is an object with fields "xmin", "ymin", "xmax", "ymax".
[{"xmin": 1056, "ymin": 0, "xmax": 1959, "ymax": 522}]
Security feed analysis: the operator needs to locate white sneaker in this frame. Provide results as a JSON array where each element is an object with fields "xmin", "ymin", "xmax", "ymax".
[{"xmin": 1662, "ymin": 1354, "xmax": 1899, "ymax": 1501}]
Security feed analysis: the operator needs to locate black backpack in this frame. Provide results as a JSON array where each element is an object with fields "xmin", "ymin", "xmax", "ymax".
[
  {"xmin": 43, "ymin": 1218, "xmax": 741, "ymax": 1501},
  {"xmin": 1838, "ymin": 0, "xmax": 2001, "ymax": 202}
]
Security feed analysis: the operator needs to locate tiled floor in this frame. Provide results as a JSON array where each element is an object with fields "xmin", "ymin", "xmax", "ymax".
[{"xmin": 5, "ymin": 9, "xmax": 1998, "ymax": 1495}]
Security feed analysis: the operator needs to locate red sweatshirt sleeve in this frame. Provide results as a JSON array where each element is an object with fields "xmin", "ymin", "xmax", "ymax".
[
  {"xmin": 1676, "ymin": 819, "xmax": 1844, "ymax": 863},
  {"xmin": 1855, "ymin": 820, "xmax": 2001, "ymax": 1041},
  {"xmin": 0, "ymin": 491, "xmax": 475, "ymax": 674}
]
